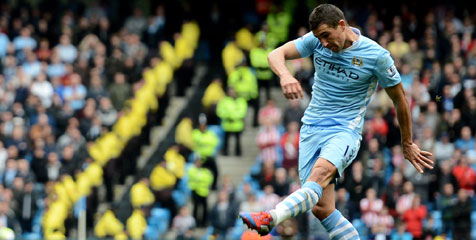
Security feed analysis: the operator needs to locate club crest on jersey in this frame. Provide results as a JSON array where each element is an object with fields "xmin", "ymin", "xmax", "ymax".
[{"xmin": 352, "ymin": 56, "xmax": 363, "ymax": 67}]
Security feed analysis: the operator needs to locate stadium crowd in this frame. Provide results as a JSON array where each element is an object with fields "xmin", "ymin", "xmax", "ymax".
[{"xmin": 0, "ymin": 0, "xmax": 475, "ymax": 239}]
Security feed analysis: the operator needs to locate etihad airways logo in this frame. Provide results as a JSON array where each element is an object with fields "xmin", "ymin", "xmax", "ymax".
[{"xmin": 315, "ymin": 56, "xmax": 359, "ymax": 80}]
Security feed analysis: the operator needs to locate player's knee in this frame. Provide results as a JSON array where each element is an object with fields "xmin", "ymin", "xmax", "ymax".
[
  {"xmin": 311, "ymin": 205, "xmax": 334, "ymax": 221},
  {"xmin": 308, "ymin": 164, "xmax": 336, "ymax": 188}
]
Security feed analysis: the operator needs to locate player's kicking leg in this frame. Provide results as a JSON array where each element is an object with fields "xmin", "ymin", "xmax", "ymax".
[
  {"xmin": 312, "ymin": 183, "xmax": 359, "ymax": 240},
  {"xmin": 239, "ymin": 158, "xmax": 335, "ymax": 236}
]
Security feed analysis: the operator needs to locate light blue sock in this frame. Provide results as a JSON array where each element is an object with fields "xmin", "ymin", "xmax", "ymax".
[
  {"xmin": 270, "ymin": 181, "xmax": 322, "ymax": 225},
  {"xmin": 321, "ymin": 209, "xmax": 360, "ymax": 240}
]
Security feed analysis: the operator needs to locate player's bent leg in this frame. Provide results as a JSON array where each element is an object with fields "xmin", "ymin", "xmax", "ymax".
[
  {"xmin": 269, "ymin": 158, "xmax": 336, "ymax": 223},
  {"xmin": 240, "ymin": 158, "xmax": 336, "ymax": 235},
  {"xmin": 307, "ymin": 158, "xmax": 339, "ymax": 189},
  {"xmin": 312, "ymin": 184, "xmax": 360, "ymax": 240},
  {"xmin": 311, "ymin": 181, "xmax": 337, "ymax": 220}
]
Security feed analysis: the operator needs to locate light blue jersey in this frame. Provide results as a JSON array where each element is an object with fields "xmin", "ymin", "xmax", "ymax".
[
  {"xmin": 294, "ymin": 27, "xmax": 401, "ymax": 134},
  {"xmin": 294, "ymin": 27, "xmax": 401, "ymax": 181}
]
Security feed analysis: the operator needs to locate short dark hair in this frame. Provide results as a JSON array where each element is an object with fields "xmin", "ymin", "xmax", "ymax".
[{"xmin": 309, "ymin": 4, "xmax": 347, "ymax": 30}]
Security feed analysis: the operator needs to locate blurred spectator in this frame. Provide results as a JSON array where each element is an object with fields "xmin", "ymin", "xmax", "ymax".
[
  {"xmin": 424, "ymin": 101, "xmax": 441, "ymax": 132},
  {"xmin": 258, "ymin": 99, "xmax": 281, "ymax": 127},
  {"xmin": 2, "ymin": 159, "xmax": 17, "ymax": 189},
  {"xmin": 360, "ymin": 188, "xmax": 383, "ymax": 228},
  {"xmin": 13, "ymin": 27, "xmax": 37, "ymax": 52},
  {"xmin": 257, "ymin": 117, "xmax": 280, "ymax": 165},
  {"xmin": 46, "ymin": 52, "xmax": 66, "ymax": 78},
  {"xmin": 451, "ymin": 188, "xmax": 472, "ymax": 240},
  {"xmin": 437, "ymin": 183, "xmax": 457, "ymax": 235},
  {"xmin": 15, "ymin": 180, "xmax": 38, "ymax": 233},
  {"xmin": 436, "ymin": 160, "xmax": 459, "ymax": 195},
  {"xmin": 390, "ymin": 222, "xmax": 413, "ymax": 240},
  {"xmin": 401, "ymin": 195, "xmax": 427, "ymax": 239},
  {"xmin": 0, "ymin": 142, "xmax": 7, "ymax": 173},
  {"xmin": 280, "ymin": 121, "xmax": 299, "ymax": 170},
  {"xmin": 0, "ymin": 32, "xmax": 9, "ymax": 58},
  {"xmin": 144, "ymin": 5, "xmax": 166, "ymax": 49},
  {"xmin": 254, "ymin": 161, "xmax": 275, "ymax": 189},
  {"xmin": 5, "ymin": 126, "xmax": 28, "ymax": 158},
  {"xmin": 105, "ymin": 47, "xmax": 125, "ymax": 82},
  {"xmin": 366, "ymin": 157, "xmax": 386, "ymax": 197},
  {"xmin": 455, "ymin": 126, "xmax": 475, "ymax": 152},
  {"xmin": 3, "ymin": 56, "xmax": 17, "ymax": 83},
  {"xmin": 87, "ymin": 75, "xmax": 108, "ymax": 102},
  {"xmin": 227, "ymin": 62, "xmax": 259, "ymax": 127},
  {"xmin": 217, "ymin": 87, "xmax": 247, "ymax": 156},
  {"xmin": 192, "ymin": 116, "xmax": 219, "ymax": 190},
  {"xmin": 406, "ymin": 163, "xmax": 431, "ymax": 203},
  {"xmin": 210, "ymin": 190, "xmax": 239, "ymax": 239},
  {"xmin": 271, "ymin": 168, "xmax": 290, "ymax": 197},
  {"xmin": 108, "ymin": 72, "xmax": 131, "ymax": 111},
  {"xmin": 258, "ymin": 185, "xmax": 280, "ymax": 211},
  {"xmin": 368, "ymin": 109, "xmax": 388, "ymax": 140},
  {"xmin": 22, "ymin": 50, "xmax": 42, "ymax": 78},
  {"xmin": 187, "ymin": 157, "xmax": 213, "ymax": 227},
  {"xmin": 422, "ymin": 216, "xmax": 438, "ymax": 240},
  {"xmin": 462, "ymin": 95, "xmax": 476, "ymax": 133},
  {"xmin": 371, "ymin": 207, "xmax": 394, "ymax": 238},
  {"xmin": 434, "ymin": 133, "xmax": 454, "ymax": 164},
  {"xmin": 396, "ymin": 181, "xmax": 415, "ymax": 215},
  {"xmin": 335, "ymin": 187, "xmax": 355, "ymax": 221},
  {"xmin": 402, "ymin": 39, "xmax": 423, "ymax": 71},
  {"xmin": 445, "ymin": 109, "xmax": 466, "ymax": 142},
  {"xmin": 201, "ymin": 77, "xmax": 225, "ymax": 125},
  {"xmin": 361, "ymin": 138, "xmax": 384, "ymax": 175},
  {"xmin": 124, "ymin": 8, "xmax": 147, "ymax": 36},
  {"xmin": 452, "ymin": 156, "xmax": 476, "ymax": 194},
  {"xmin": 57, "ymin": 126, "xmax": 86, "ymax": 153},
  {"xmin": 282, "ymin": 99, "xmax": 304, "ymax": 128},
  {"xmin": 0, "ymin": 200, "xmax": 21, "ymax": 235},
  {"xmin": 96, "ymin": 97, "xmax": 117, "ymax": 129},
  {"xmin": 250, "ymin": 39, "xmax": 273, "ymax": 103},
  {"xmin": 233, "ymin": 179, "xmax": 253, "ymax": 202},
  {"xmin": 59, "ymin": 144, "xmax": 79, "ymax": 176},
  {"xmin": 239, "ymin": 193, "xmax": 262, "ymax": 213},
  {"xmin": 217, "ymin": 175, "xmax": 235, "ymax": 202},
  {"xmin": 55, "ymin": 35, "xmax": 77, "ymax": 64},
  {"xmin": 421, "ymin": 127, "xmax": 436, "ymax": 151},
  {"xmin": 123, "ymin": 34, "xmax": 147, "ymax": 63},
  {"xmin": 36, "ymin": 39, "xmax": 52, "ymax": 62},
  {"xmin": 16, "ymin": 159, "xmax": 34, "ymax": 183},
  {"xmin": 383, "ymin": 171, "xmax": 404, "ymax": 216},
  {"xmin": 46, "ymin": 151, "xmax": 61, "ymax": 181},
  {"xmin": 62, "ymin": 73, "xmax": 87, "ymax": 111},
  {"xmin": 171, "ymin": 206, "xmax": 195, "ymax": 239},
  {"xmin": 30, "ymin": 73, "xmax": 54, "ymax": 108},
  {"xmin": 342, "ymin": 161, "xmax": 368, "ymax": 218}
]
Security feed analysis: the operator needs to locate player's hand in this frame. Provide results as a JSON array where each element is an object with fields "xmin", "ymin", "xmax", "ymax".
[
  {"xmin": 402, "ymin": 142, "xmax": 433, "ymax": 174},
  {"xmin": 280, "ymin": 75, "xmax": 304, "ymax": 100}
]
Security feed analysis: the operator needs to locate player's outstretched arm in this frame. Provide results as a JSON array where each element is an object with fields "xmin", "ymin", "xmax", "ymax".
[
  {"xmin": 385, "ymin": 83, "xmax": 433, "ymax": 173},
  {"xmin": 268, "ymin": 41, "xmax": 304, "ymax": 100}
]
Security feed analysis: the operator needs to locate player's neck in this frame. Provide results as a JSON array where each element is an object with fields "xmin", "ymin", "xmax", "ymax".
[{"xmin": 343, "ymin": 27, "xmax": 359, "ymax": 49}]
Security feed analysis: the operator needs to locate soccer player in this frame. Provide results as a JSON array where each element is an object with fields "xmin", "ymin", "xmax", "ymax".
[{"xmin": 239, "ymin": 4, "xmax": 433, "ymax": 239}]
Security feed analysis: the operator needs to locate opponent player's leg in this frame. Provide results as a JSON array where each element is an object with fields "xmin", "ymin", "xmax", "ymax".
[
  {"xmin": 312, "ymin": 183, "xmax": 360, "ymax": 240},
  {"xmin": 239, "ymin": 158, "xmax": 336, "ymax": 236}
]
